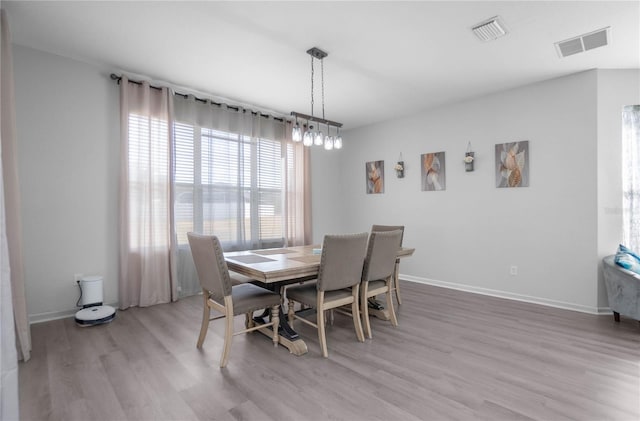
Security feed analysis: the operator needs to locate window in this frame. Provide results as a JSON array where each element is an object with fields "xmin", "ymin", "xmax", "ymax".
[
  {"xmin": 121, "ymin": 84, "xmax": 307, "ymax": 302},
  {"xmin": 622, "ymin": 105, "xmax": 640, "ymax": 251},
  {"xmin": 174, "ymin": 121, "xmax": 290, "ymax": 250}
]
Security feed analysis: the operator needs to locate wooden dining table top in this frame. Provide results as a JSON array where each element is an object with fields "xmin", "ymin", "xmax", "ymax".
[{"xmin": 224, "ymin": 244, "xmax": 415, "ymax": 284}]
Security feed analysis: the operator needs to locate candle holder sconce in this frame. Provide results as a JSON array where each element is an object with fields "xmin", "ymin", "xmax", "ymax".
[
  {"xmin": 395, "ymin": 153, "xmax": 405, "ymax": 178},
  {"xmin": 464, "ymin": 142, "xmax": 475, "ymax": 172}
]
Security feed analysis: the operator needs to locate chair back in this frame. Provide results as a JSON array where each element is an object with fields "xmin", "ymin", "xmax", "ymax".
[
  {"xmin": 317, "ymin": 233, "xmax": 368, "ymax": 292},
  {"xmin": 363, "ymin": 230, "xmax": 403, "ymax": 283},
  {"xmin": 187, "ymin": 233, "xmax": 233, "ymax": 300},
  {"xmin": 371, "ymin": 224, "xmax": 404, "ymax": 246}
]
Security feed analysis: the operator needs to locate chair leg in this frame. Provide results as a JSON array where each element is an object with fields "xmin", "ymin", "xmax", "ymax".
[
  {"xmin": 352, "ymin": 285, "xmax": 365, "ymax": 343},
  {"xmin": 361, "ymin": 283, "xmax": 372, "ymax": 339},
  {"xmin": 271, "ymin": 305, "xmax": 280, "ymax": 347},
  {"xmin": 386, "ymin": 280, "xmax": 399, "ymax": 327},
  {"xmin": 317, "ymin": 291, "xmax": 329, "ymax": 358},
  {"xmin": 318, "ymin": 313, "xmax": 328, "ymax": 358},
  {"xmin": 197, "ymin": 293, "xmax": 210, "ymax": 348},
  {"xmin": 614, "ymin": 311, "xmax": 620, "ymax": 322},
  {"xmin": 220, "ymin": 297, "xmax": 234, "ymax": 368},
  {"xmin": 394, "ymin": 260, "xmax": 402, "ymax": 305}
]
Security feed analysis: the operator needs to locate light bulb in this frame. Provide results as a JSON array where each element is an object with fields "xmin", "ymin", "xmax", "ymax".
[
  {"xmin": 314, "ymin": 130, "xmax": 324, "ymax": 146},
  {"xmin": 302, "ymin": 131, "xmax": 313, "ymax": 146},
  {"xmin": 292, "ymin": 124, "xmax": 302, "ymax": 142},
  {"xmin": 324, "ymin": 136, "xmax": 334, "ymax": 150},
  {"xmin": 334, "ymin": 135, "xmax": 343, "ymax": 149}
]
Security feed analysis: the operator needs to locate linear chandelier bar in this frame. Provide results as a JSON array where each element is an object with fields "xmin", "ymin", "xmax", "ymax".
[{"xmin": 290, "ymin": 111, "xmax": 343, "ymax": 128}]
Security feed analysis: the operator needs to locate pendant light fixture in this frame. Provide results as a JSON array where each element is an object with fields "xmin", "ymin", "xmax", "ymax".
[{"xmin": 291, "ymin": 47, "xmax": 343, "ymax": 150}]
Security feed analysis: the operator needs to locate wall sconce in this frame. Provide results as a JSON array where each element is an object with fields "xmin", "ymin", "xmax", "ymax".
[
  {"xmin": 464, "ymin": 142, "xmax": 475, "ymax": 172},
  {"xmin": 395, "ymin": 153, "xmax": 405, "ymax": 178}
]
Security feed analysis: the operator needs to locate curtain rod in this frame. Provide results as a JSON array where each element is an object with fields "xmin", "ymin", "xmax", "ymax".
[{"xmin": 109, "ymin": 73, "xmax": 288, "ymax": 124}]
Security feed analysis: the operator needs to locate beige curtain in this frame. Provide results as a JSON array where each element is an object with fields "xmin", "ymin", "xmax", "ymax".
[
  {"xmin": 302, "ymin": 146, "xmax": 312, "ymax": 243},
  {"xmin": 119, "ymin": 77, "xmax": 177, "ymax": 309},
  {"xmin": 0, "ymin": 156, "xmax": 18, "ymax": 421},
  {"xmin": 284, "ymin": 137, "xmax": 312, "ymax": 246},
  {"xmin": 1, "ymin": 8, "xmax": 29, "ymax": 363},
  {"xmin": 1, "ymin": 7, "xmax": 25, "ymax": 420},
  {"xmin": 622, "ymin": 105, "xmax": 640, "ymax": 251}
]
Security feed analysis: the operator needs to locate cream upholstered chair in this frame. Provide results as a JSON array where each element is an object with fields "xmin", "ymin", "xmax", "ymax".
[
  {"xmin": 187, "ymin": 233, "xmax": 281, "ymax": 368},
  {"xmin": 286, "ymin": 233, "xmax": 368, "ymax": 358},
  {"xmin": 371, "ymin": 224, "xmax": 405, "ymax": 305},
  {"xmin": 361, "ymin": 230, "xmax": 403, "ymax": 339}
]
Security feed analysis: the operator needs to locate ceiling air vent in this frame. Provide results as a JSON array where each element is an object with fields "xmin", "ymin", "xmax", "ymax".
[
  {"xmin": 555, "ymin": 27, "xmax": 610, "ymax": 58},
  {"xmin": 472, "ymin": 16, "xmax": 507, "ymax": 42}
]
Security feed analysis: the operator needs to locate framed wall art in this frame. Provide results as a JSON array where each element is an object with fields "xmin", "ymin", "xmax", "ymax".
[
  {"xmin": 421, "ymin": 152, "xmax": 446, "ymax": 191},
  {"xmin": 366, "ymin": 160, "xmax": 384, "ymax": 194},
  {"xmin": 495, "ymin": 141, "xmax": 529, "ymax": 188}
]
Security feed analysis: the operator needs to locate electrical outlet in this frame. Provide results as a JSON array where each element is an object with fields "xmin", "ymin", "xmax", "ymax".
[
  {"xmin": 74, "ymin": 273, "xmax": 83, "ymax": 284},
  {"xmin": 510, "ymin": 266, "xmax": 518, "ymax": 276}
]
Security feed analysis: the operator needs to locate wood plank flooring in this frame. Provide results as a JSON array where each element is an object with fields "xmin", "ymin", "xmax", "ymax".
[{"xmin": 19, "ymin": 282, "xmax": 640, "ymax": 421}]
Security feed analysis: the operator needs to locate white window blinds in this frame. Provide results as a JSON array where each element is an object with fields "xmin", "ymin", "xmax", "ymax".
[{"xmin": 173, "ymin": 101, "xmax": 292, "ymax": 251}]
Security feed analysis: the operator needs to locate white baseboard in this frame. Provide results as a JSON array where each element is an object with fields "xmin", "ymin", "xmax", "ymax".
[
  {"xmin": 29, "ymin": 309, "xmax": 77, "ymax": 324},
  {"xmin": 30, "ymin": 278, "xmax": 611, "ymax": 324},
  {"xmin": 400, "ymin": 274, "xmax": 610, "ymax": 316},
  {"xmin": 596, "ymin": 306, "xmax": 614, "ymax": 315}
]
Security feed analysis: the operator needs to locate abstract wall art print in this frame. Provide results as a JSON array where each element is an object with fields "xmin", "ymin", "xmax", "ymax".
[
  {"xmin": 496, "ymin": 141, "xmax": 529, "ymax": 188},
  {"xmin": 421, "ymin": 152, "xmax": 446, "ymax": 191},
  {"xmin": 366, "ymin": 160, "xmax": 384, "ymax": 194}
]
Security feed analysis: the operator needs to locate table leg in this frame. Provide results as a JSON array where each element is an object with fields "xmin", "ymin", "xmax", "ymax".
[
  {"xmin": 368, "ymin": 298, "xmax": 391, "ymax": 321},
  {"xmin": 251, "ymin": 297, "xmax": 308, "ymax": 356}
]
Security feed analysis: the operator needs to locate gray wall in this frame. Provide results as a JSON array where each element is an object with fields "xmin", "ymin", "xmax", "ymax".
[
  {"xmin": 13, "ymin": 45, "xmax": 119, "ymax": 321},
  {"xmin": 312, "ymin": 69, "xmax": 639, "ymax": 313},
  {"xmin": 12, "ymin": 44, "xmax": 639, "ymax": 320}
]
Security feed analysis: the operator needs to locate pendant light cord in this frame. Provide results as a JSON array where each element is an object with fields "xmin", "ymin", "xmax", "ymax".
[
  {"xmin": 310, "ymin": 54, "xmax": 315, "ymax": 118},
  {"xmin": 321, "ymin": 58, "xmax": 325, "ymax": 120},
  {"xmin": 290, "ymin": 46, "xmax": 343, "ymax": 145}
]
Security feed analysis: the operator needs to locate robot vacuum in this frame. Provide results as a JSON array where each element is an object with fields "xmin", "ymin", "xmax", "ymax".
[
  {"xmin": 75, "ymin": 305, "xmax": 116, "ymax": 327},
  {"xmin": 74, "ymin": 276, "xmax": 116, "ymax": 326}
]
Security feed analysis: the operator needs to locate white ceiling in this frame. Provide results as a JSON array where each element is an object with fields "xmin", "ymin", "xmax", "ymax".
[{"xmin": 4, "ymin": 1, "xmax": 639, "ymax": 129}]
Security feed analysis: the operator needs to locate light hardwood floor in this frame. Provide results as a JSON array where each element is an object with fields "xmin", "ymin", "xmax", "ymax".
[{"xmin": 20, "ymin": 282, "xmax": 640, "ymax": 421}]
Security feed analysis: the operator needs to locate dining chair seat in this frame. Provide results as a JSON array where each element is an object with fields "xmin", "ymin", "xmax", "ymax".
[
  {"xmin": 366, "ymin": 280, "xmax": 388, "ymax": 293},
  {"xmin": 230, "ymin": 272, "xmax": 254, "ymax": 286},
  {"xmin": 229, "ymin": 283, "xmax": 282, "ymax": 314},
  {"xmin": 287, "ymin": 284, "xmax": 353, "ymax": 307}
]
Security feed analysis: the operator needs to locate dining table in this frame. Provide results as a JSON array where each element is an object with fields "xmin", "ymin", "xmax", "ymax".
[{"xmin": 224, "ymin": 244, "xmax": 415, "ymax": 355}]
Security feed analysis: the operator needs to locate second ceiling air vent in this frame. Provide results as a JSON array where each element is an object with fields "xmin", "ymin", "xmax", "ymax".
[
  {"xmin": 555, "ymin": 27, "xmax": 610, "ymax": 58},
  {"xmin": 472, "ymin": 16, "xmax": 508, "ymax": 42}
]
